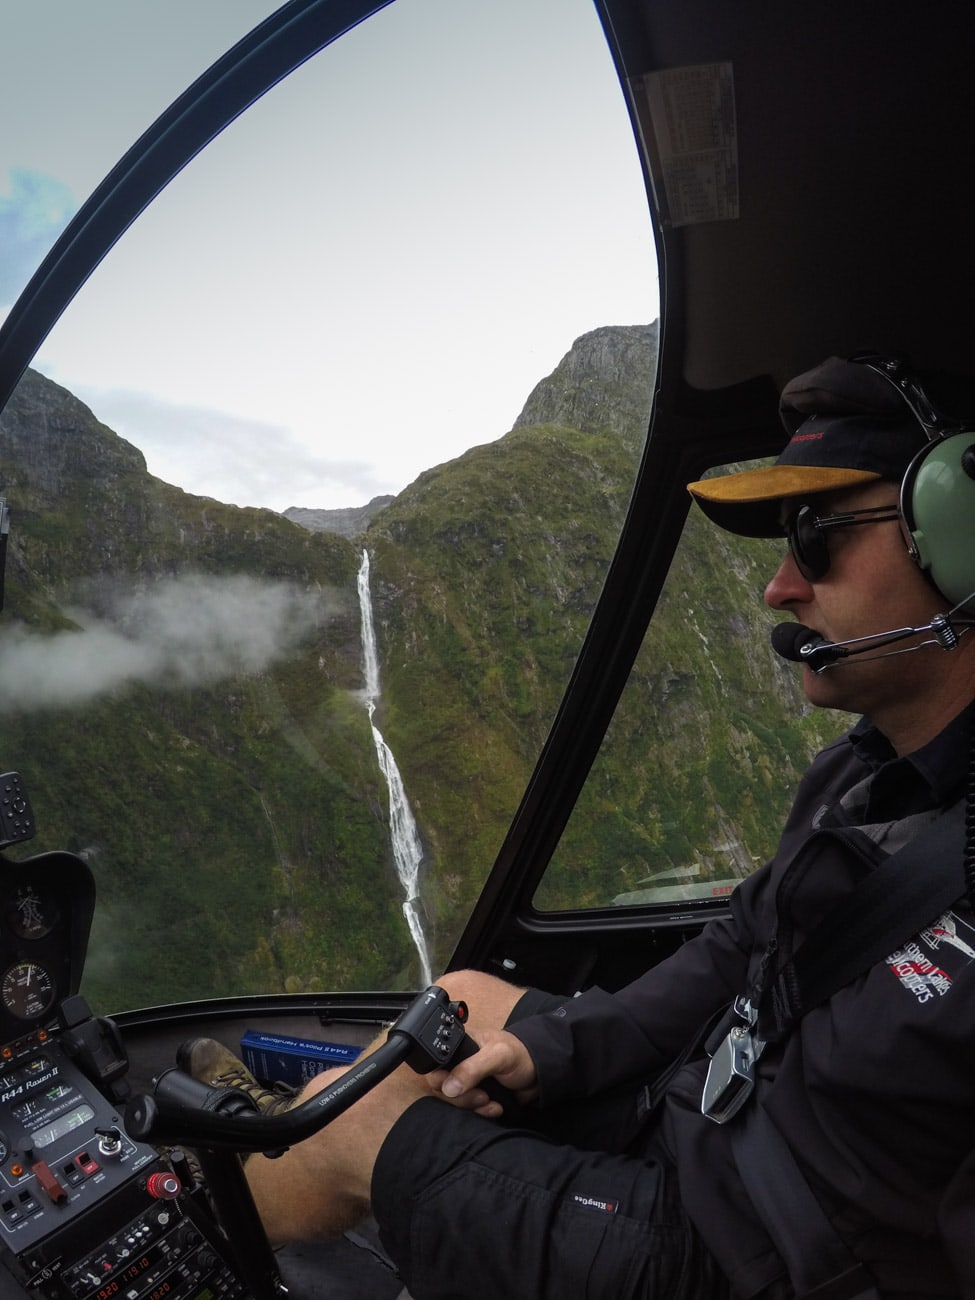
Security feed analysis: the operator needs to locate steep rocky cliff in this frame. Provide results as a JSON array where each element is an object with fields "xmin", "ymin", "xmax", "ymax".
[
  {"xmin": 282, "ymin": 497, "xmax": 395, "ymax": 538},
  {"xmin": 513, "ymin": 322, "xmax": 658, "ymax": 447},
  {"xmin": 0, "ymin": 328, "xmax": 839, "ymax": 1011}
]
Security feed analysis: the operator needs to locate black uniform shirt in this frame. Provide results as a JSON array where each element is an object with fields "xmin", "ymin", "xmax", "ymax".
[{"xmin": 511, "ymin": 702, "xmax": 975, "ymax": 1298}]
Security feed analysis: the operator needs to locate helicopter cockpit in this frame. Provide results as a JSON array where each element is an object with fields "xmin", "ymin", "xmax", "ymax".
[{"xmin": 1, "ymin": 0, "xmax": 974, "ymax": 1296}]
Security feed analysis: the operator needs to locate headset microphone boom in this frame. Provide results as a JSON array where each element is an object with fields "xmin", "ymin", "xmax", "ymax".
[{"xmin": 771, "ymin": 612, "xmax": 975, "ymax": 673}]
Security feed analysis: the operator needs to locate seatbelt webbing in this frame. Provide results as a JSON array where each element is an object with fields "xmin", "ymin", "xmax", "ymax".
[
  {"xmin": 734, "ymin": 802, "xmax": 965, "ymax": 1297},
  {"xmin": 730, "ymin": 1102, "xmax": 880, "ymax": 1300},
  {"xmin": 764, "ymin": 802, "xmax": 965, "ymax": 1038}
]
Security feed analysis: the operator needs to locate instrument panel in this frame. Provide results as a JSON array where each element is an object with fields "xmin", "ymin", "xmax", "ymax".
[
  {"xmin": 0, "ymin": 853, "xmax": 94, "ymax": 1049},
  {"xmin": 0, "ymin": 1031, "xmax": 247, "ymax": 1300},
  {"xmin": 0, "ymin": 843, "xmax": 254, "ymax": 1300}
]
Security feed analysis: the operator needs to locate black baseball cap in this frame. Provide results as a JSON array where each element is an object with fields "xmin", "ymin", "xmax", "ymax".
[{"xmin": 686, "ymin": 355, "xmax": 928, "ymax": 537}]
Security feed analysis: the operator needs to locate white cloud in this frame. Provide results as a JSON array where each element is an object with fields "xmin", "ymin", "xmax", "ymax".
[
  {"xmin": 0, "ymin": 573, "xmax": 331, "ymax": 711},
  {"xmin": 67, "ymin": 385, "xmax": 393, "ymax": 510}
]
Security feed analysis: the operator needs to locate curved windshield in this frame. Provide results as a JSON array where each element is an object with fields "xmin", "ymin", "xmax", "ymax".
[
  {"xmin": 0, "ymin": 0, "xmax": 658, "ymax": 1012},
  {"xmin": 0, "ymin": 0, "xmax": 283, "ymax": 309},
  {"xmin": 536, "ymin": 464, "xmax": 846, "ymax": 914}
]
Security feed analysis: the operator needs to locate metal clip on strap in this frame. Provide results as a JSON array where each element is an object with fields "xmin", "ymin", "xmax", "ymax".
[{"xmin": 701, "ymin": 997, "xmax": 766, "ymax": 1125}]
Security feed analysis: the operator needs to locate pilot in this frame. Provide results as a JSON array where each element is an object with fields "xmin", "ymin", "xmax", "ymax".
[{"xmin": 193, "ymin": 354, "xmax": 975, "ymax": 1298}]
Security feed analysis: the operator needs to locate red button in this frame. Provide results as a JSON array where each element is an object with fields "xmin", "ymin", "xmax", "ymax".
[{"xmin": 146, "ymin": 1172, "xmax": 181, "ymax": 1200}]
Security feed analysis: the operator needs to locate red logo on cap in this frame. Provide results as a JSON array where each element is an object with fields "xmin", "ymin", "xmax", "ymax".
[{"xmin": 790, "ymin": 431, "xmax": 826, "ymax": 443}]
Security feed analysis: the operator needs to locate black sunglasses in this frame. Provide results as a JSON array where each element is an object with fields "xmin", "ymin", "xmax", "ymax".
[{"xmin": 784, "ymin": 503, "xmax": 902, "ymax": 581}]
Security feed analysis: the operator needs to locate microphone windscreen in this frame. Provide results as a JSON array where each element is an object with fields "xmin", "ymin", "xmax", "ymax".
[{"xmin": 771, "ymin": 622, "xmax": 822, "ymax": 662}]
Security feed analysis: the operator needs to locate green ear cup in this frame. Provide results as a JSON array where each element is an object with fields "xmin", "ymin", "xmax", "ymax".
[{"xmin": 902, "ymin": 433, "xmax": 975, "ymax": 611}]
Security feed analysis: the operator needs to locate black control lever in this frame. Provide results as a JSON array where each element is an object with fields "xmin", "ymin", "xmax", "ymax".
[
  {"xmin": 59, "ymin": 994, "xmax": 130, "ymax": 1100},
  {"xmin": 126, "ymin": 985, "xmax": 511, "ymax": 1154}
]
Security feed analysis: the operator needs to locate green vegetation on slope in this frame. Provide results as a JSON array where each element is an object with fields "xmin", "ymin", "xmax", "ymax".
[
  {"xmin": 0, "ymin": 371, "xmax": 415, "ymax": 1010},
  {"xmin": 0, "ymin": 333, "xmax": 845, "ymax": 1009}
]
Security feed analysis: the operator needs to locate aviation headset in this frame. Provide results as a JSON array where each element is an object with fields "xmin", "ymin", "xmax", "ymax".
[{"xmin": 852, "ymin": 353, "xmax": 975, "ymax": 613}]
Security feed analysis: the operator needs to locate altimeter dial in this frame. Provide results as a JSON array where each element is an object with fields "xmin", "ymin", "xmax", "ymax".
[{"xmin": 1, "ymin": 961, "xmax": 55, "ymax": 1021}]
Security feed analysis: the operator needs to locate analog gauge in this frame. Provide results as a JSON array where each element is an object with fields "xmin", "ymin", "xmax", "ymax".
[
  {"xmin": 1, "ymin": 961, "xmax": 55, "ymax": 1021},
  {"xmin": 0, "ymin": 1132, "xmax": 8, "ymax": 1164},
  {"xmin": 7, "ymin": 887, "xmax": 58, "ymax": 940}
]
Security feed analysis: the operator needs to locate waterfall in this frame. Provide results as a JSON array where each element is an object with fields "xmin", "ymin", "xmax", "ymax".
[{"xmin": 357, "ymin": 550, "xmax": 433, "ymax": 986}]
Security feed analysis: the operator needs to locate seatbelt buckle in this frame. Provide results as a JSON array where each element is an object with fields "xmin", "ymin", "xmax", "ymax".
[{"xmin": 701, "ymin": 997, "xmax": 765, "ymax": 1125}]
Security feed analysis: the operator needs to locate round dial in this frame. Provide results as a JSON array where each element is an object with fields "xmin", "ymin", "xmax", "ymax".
[
  {"xmin": 1, "ymin": 961, "xmax": 55, "ymax": 1021},
  {"xmin": 7, "ymin": 887, "xmax": 58, "ymax": 940}
]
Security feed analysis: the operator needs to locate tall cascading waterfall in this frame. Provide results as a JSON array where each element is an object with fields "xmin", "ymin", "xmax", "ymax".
[{"xmin": 357, "ymin": 550, "xmax": 433, "ymax": 986}]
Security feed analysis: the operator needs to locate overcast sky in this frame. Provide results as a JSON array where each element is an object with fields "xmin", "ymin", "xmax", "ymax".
[{"xmin": 1, "ymin": 0, "xmax": 659, "ymax": 513}]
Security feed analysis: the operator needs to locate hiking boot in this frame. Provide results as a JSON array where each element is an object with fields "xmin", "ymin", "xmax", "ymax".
[{"xmin": 177, "ymin": 1037, "xmax": 297, "ymax": 1116}]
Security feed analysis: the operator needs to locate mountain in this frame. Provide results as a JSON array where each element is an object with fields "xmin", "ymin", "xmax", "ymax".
[
  {"xmin": 512, "ymin": 322, "xmax": 659, "ymax": 448},
  {"xmin": 282, "ymin": 497, "xmax": 395, "ymax": 538},
  {"xmin": 282, "ymin": 323, "xmax": 659, "ymax": 542},
  {"xmin": 0, "ymin": 369, "xmax": 397, "ymax": 1009},
  {"xmin": 361, "ymin": 325, "xmax": 834, "ymax": 924},
  {"xmin": 0, "ymin": 328, "xmax": 840, "ymax": 1012}
]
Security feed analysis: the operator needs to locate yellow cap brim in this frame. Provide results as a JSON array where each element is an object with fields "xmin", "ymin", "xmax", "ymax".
[{"xmin": 686, "ymin": 466, "xmax": 882, "ymax": 536}]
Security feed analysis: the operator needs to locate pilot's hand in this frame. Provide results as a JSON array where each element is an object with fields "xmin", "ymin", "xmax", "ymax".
[{"xmin": 431, "ymin": 1027, "xmax": 538, "ymax": 1118}]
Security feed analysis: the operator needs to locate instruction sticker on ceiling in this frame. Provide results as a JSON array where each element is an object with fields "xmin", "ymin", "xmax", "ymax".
[{"xmin": 642, "ymin": 63, "xmax": 739, "ymax": 226}]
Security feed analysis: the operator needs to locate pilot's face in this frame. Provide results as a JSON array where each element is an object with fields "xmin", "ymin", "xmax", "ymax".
[{"xmin": 764, "ymin": 480, "xmax": 960, "ymax": 749}]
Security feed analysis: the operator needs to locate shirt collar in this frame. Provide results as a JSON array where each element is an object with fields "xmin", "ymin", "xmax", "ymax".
[{"xmin": 848, "ymin": 699, "xmax": 975, "ymax": 815}]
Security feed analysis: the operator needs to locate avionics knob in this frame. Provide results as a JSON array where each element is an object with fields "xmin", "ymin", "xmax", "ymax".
[{"xmin": 146, "ymin": 1172, "xmax": 181, "ymax": 1200}]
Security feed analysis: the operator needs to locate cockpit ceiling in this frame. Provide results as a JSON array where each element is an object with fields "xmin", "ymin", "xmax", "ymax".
[{"xmin": 599, "ymin": 0, "xmax": 975, "ymax": 430}]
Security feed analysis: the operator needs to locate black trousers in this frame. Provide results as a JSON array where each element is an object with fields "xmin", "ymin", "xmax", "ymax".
[{"xmin": 370, "ymin": 990, "xmax": 731, "ymax": 1300}]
